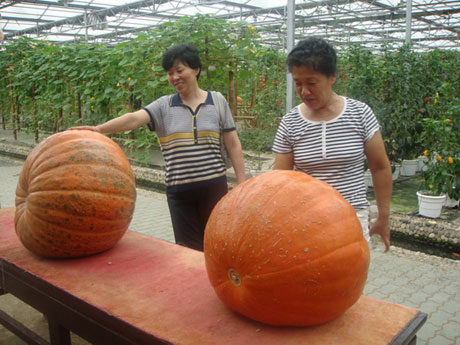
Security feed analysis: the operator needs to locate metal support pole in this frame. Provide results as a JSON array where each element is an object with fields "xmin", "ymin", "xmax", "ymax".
[
  {"xmin": 286, "ymin": 0, "xmax": 295, "ymax": 112},
  {"xmin": 405, "ymin": 0, "xmax": 412, "ymax": 44},
  {"xmin": 84, "ymin": 11, "xmax": 88, "ymax": 41}
]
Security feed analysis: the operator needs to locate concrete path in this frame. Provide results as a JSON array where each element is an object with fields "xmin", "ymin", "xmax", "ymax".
[{"xmin": 0, "ymin": 155, "xmax": 459, "ymax": 345}]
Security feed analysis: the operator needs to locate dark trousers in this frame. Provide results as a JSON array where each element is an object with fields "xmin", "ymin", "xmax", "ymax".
[{"xmin": 166, "ymin": 177, "xmax": 228, "ymax": 251}]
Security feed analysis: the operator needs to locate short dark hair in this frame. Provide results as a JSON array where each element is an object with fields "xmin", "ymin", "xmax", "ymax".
[
  {"xmin": 162, "ymin": 43, "xmax": 202, "ymax": 80},
  {"xmin": 286, "ymin": 37, "xmax": 337, "ymax": 77}
]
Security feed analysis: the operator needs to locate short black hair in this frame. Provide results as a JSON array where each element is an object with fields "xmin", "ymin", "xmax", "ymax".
[
  {"xmin": 286, "ymin": 37, "xmax": 337, "ymax": 77},
  {"xmin": 162, "ymin": 43, "xmax": 202, "ymax": 80}
]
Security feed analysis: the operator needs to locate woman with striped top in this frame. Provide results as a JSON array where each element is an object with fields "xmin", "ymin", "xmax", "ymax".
[
  {"xmin": 273, "ymin": 38, "xmax": 392, "ymax": 252},
  {"xmin": 70, "ymin": 43, "xmax": 246, "ymax": 251}
]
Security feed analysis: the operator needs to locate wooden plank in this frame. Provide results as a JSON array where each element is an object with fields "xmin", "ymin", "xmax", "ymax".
[
  {"xmin": 0, "ymin": 309, "xmax": 49, "ymax": 345},
  {"xmin": 390, "ymin": 312, "xmax": 427, "ymax": 345},
  {"xmin": 0, "ymin": 207, "xmax": 426, "ymax": 345}
]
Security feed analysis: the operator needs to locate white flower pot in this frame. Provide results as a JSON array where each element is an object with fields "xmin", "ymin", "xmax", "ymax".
[
  {"xmin": 400, "ymin": 159, "xmax": 418, "ymax": 176},
  {"xmin": 444, "ymin": 196, "xmax": 459, "ymax": 208},
  {"xmin": 364, "ymin": 170, "xmax": 373, "ymax": 188},
  {"xmin": 392, "ymin": 164, "xmax": 400, "ymax": 181},
  {"xmin": 417, "ymin": 156, "xmax": 428, "ymax": 172},
  {"xmin": 417, "ymin": 192, "xmax": 446, "ymax": 218}
]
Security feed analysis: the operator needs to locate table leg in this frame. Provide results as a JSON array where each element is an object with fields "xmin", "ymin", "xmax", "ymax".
[
  {"xmin": 407, "ymin": 335, "xmax": 417, "ymax": 345},
  {"xmin": 48, "ymin": 317, "xmax": 71, "ymax": 345}
]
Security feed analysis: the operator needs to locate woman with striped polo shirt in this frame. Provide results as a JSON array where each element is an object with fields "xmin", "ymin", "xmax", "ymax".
[
  {"xmin": 273, "ymin": 38, "xmax": 392, "ymax": 252},
  {"xmin": 70, "ymin": 43, "xmax": 246, "ymax": 251}
]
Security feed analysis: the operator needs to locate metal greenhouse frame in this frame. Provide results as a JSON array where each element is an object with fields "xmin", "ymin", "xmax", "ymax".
[{"xmin": 1, "ymin": 0, "xmax": 459, "ymax": 52}]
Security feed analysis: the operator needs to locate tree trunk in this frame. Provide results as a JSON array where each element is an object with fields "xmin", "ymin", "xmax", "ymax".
[
  {"xmin": 78, "ymin": 93, "xmax": 82, "ymax": 119},
  {"xmin": 228, "ymin": 69, "xmax": 235, "ymax": 117},
  {"xmin": 8, "ymin": 71, "xmax": 17, "ymax": 140},
  {"xmin": 251, "ymin": 82, "xmax": 256, "ymax": 108},
  {"xmin": 15, "ymin": 95, "xmax": 20, "ymax": 131},
  {"xmin": 54, "ymin": 108, "xmax": 63, "ymax": 133}
]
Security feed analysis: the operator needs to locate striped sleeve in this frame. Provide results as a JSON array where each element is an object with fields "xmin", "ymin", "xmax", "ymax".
[
  {"xmin": 361, "ymin": 102, "xmax": 380, "ymax": 142},
  {"xmin": 220, "ymin": 96, "xmax": 237, "ymax": 131},
  {"xmin": 272, "ymin": 107, "xmax": 299, "ymax": 153}
]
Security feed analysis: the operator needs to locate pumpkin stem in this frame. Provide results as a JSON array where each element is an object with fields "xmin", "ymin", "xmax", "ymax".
[{"xmin": 227, "ymin": 268, "xmax": 242, "ymax": 287}]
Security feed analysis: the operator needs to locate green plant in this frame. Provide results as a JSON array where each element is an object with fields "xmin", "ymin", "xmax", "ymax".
[
  {"xmin": 238, "ymin": 126, "xmax": 277, "ymax": 153},
  {"xmin": 419, "ymin": 116, "xmax": 459, "ymax": 200}
]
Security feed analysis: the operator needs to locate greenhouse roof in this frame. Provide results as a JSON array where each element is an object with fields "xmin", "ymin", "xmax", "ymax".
[{"xmin": 1, "ymin": 0, "xmax": 459, "ymax": 52}]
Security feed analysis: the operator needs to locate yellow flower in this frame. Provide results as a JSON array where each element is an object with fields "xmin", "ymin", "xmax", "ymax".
[
  {"xmin": 127, "ymin": 77, "xmax": 132, "ymax": 82},
  {"xmin": 445, "ymin": 118, "xmax": 451, "ymax": 123},
  {"xmin": 90, "ymin": 96, "xmax": 95, "ymax": 100},
  {"xmin": 424, "ymin": 150, "xmax": 429, "ymax": 157},
  {"xmin": 90, "ymin": 105, "xmax": 94, "ymax": 111},
  {"xmin": 116, "ymin": 82, "xmax": 120, "ymax": 87},
  {"xmin": 436, "ymin": 156, "xmax": 442, "ymax": 162},
  {"xmin": 448, "ymin": 157, "xmax": 453, "ymax": 164},
  {"xmin": 248, "ymin": 25, "xmax": 256, "ymax": 31},
  {"xmin": 435, "ymin": 92, "xmax": 439, "ymax": 98}
]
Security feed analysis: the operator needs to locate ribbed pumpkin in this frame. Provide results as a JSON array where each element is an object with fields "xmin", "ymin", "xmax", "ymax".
[
  {"xmin": 15, "ymin": 130, "xmax": 137, "ymax": 258},
  {"xmin": 204, "ymin": 170, "xmax": 370, "ymax": 326}
]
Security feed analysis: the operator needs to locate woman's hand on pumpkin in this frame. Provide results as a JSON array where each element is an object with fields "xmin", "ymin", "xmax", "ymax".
[
  {"xmin": 68, "ymin": 126, "xmax": 101, "ymax": 133},
  {"xmin": 369, "ymin": 216, "xmax": 390, "ymax": 252}
]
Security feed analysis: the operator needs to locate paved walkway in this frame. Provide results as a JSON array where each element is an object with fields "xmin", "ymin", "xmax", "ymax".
[{"xmin": 0, "ymin": 153, "xmax": 459, "ymax": 344}]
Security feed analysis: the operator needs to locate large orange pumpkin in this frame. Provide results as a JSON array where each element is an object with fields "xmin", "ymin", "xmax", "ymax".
[
  {"xmin": 204, "ymin": 170, "xmax": 370, "ymax": 326},
  {"xmin": 15, "ymin": 130, "xmax": 137, "ymax": 258}
]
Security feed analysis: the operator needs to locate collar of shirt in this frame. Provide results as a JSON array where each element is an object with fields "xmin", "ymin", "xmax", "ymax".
[{"xmin": 170, "ymin": 89, "xmax": 214, "ymax": 107}]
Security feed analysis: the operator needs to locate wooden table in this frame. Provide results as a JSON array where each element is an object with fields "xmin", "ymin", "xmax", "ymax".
[{"xmin": 0, "ymin": 207, "xmax": 426, "ymax": 345}]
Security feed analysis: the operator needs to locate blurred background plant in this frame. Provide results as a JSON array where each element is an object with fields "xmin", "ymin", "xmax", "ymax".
[{"xmin": 418, "ymin": 115, "xmax": 459, "ymax": 200}]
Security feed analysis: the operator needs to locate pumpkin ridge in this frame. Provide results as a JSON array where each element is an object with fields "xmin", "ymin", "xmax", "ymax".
[
  {"xmin": 210, "ymin": 243, "xmax": 368, "ymax": 326},
  {"xmin": 231, "ymin": 175, "xmax": 312, "ymax": 260},
  {"xmin": 24, "ymin": 208, "xmax": 133, "ymax": 232},
  {"xmin": 204, "ymin": 170, "xmax": 369, "ymax": 326},
  {"xmin": 28, "ymin": 134, "xmax": 130, "ymax": 173},
  {"xmin": 23, "ymin": 199, "xmax": 134, "ymax": 226},
  {"xmin": 205, "ymin": 173, "xmax": 338, "ymax": 276},
  {"xmin": 19, "ymin": 212, "xmax": 128, "ymax": 254},
  {"xmin": 15, "ymin": 130, "xmax": 136, "ymax": 258},
  {"xmin": 21, "ymin": 209, "xmax": 132, "ymax": 235},
  {"xmin": 30, "ymin": 158, "xmax": 134, "ymax": 183},
  {"xmin": 26, "ymin": 188, "xmax": 136, "ymax": 201},
  {"xmin": 15, "ymin": 215, "xmax": 79, "ymax": 257},
  {"xmin": 204, "ymin": 181, "xmax": 248, "ymax": 252},
  {"xmin": 18, "ymin": 223, "xmax": 121, "ymax": 258},
  {"xmin": 236, "ymin": 240, "xmax": 369, "ymax": 279},
  {"xmin": 237, "ymin": 181, "xmax": 336, "ymax": 264}
]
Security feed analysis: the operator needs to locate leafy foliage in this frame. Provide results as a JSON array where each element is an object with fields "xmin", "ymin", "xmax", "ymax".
[
  {"xmin": 0, "ymin": 18, "xmax": 459, "ymax": 161},
  {"xmin": 419, "ymin": 117, "xmax": 459, "ymax": 199},
  {"xmin": 0, "ymin": 15, "xmax": 285, "ymax": 151},
  {"xmin": 336, "ymin": 45, "xmax": 460, "ymax": 162}
]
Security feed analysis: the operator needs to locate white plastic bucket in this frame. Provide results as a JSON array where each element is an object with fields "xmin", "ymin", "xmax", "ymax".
[
  {"xmin": 400, "ymin": 160, "xmax": 418, "ymax": 176},
  {"xmin": 417, "ymin": 192, "xmax": 446, "ymax": 218}
]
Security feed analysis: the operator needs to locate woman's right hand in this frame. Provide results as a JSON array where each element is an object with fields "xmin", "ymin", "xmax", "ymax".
[{"xmin": 67, "ymin": 126, "xmax": 100, "ymax": 132}]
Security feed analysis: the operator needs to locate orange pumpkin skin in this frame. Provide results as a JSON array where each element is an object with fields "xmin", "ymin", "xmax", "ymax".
[
  {"xmin": 15, "ymin": 130, "xmax": 137, "ymax": 258},
  {"xmin": 204, "ymin": 170, "xmax": 370, "ymax": 326}
]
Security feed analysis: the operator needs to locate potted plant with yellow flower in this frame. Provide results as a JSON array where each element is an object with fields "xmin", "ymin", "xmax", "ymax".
[{"xmin": 418, "ymin": 116, "xmax": 459, "ymax": 217}]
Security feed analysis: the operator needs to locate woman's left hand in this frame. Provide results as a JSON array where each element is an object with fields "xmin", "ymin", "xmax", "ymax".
[{"xmin": 369, "ymin": 216, "xmax": 390, "ymax": 252}]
